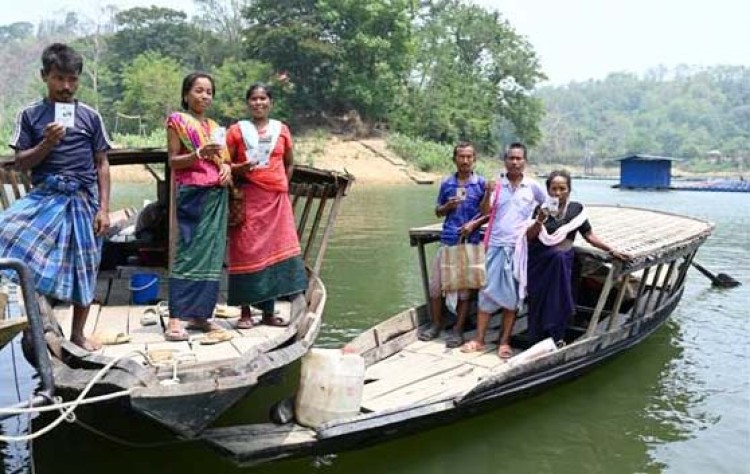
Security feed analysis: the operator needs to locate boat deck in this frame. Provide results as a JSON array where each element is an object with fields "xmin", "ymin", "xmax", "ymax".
[{"xmin": 53, "ymin": 301, "xmax": 292, "ymax": 365}]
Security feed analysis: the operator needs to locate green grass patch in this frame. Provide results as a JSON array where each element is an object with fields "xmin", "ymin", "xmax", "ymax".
[{"xmin": 386, "ymin": 132, "xmax": 499, "ymax": 177}]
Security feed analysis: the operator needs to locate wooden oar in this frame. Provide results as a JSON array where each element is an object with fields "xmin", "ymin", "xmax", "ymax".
[{"xmin": 691, "ymin": 261, "xmax": 741, "ymax": 288}]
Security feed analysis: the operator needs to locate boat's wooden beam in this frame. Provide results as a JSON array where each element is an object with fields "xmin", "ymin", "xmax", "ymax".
[
  {"xmin": 303, "ymin": 185, "xmax": 329, "ymax": 262},
  {"xmin": 606, "ymin": 275, "xmax": 630, "ymax": 331},
  {"xmin": 642, "ymin": 263, "xmax": 665, "ymax": 315},
  {"xmin": 586, "ymin": 263, "xmax": 616, "ymax": 337},
  {"xmin": 312, "ymin": 183, "xmax": 350, "ymax": 275},
  {"xmin": 654, "ymin": 260, "xmax": 677, "ymax": 309},
  {"xmin": 629, "ymin": 266, "xmax": 650, "ymax": 320},
  {"xmin": 416, "ymin": 240, "xmax": 432, "ymax": 323}
]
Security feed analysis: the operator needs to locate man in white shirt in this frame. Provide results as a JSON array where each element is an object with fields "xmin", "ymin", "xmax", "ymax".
[{"xmin": 461, "ymin": 143, "xmax": 546, "ymax": 358}]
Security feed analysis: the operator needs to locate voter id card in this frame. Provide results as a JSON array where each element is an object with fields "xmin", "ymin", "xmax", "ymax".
[
  {"xmin": 54, "ymin": 103, "xmax": 75, "ymax": 128},
  {"xmin": 211, "ymin": 126, "xmax": 226, "ymax": 146}
]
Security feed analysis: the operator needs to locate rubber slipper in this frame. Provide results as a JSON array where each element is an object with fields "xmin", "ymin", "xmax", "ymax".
[
  {"xmin": 498, "ymin": 344, "xmax": 513, "ymax": 359},
  {"xmin": 417, "ymin": 325, "xmax": 441, "ymax": 341},
  {"xmin": 236, "ymin": 318, "xmax": 254, "ymax": 329},
  {"xmin": 140, "ymin": 308, "xmax": 158, "ymax": 326},
  {"xmin": 164, "ymin": 329, "xmax": 189, "ymax": 342},
  {"xmin": 92, "ymin": 331, "xmax": 132, "ymax": 345},
  {"xmin": 199, "ymin": 330, "xmax": 233, "ymax": 345},
  {"xmin": 460, "ymin": 340, "xmax": 486, "ymax": 353},
  {"xmin": 445, "ymin": 332, "xmax": 464, "ymax": 349}
]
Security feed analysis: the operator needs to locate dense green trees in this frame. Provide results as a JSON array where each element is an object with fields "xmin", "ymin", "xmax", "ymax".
[
  {"xmin": 534, "ymin": 66, "xmax": 750, "ymax": 166},
  {"xmin": 390, "ymin": 0, "xmax": 545, "ymax": 150},
  {"xmin": 0, "ymin": 0, "xmax": 545, "ymax": 153},
  {"xmin": 0, "ymin": 1, "xmax": 744, "ymax": 167}
]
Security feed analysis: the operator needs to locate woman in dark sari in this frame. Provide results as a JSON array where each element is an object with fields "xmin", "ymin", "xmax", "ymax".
[{"xmin": 519, "ymin": 170, "xmax": 625, "ymax": 345}]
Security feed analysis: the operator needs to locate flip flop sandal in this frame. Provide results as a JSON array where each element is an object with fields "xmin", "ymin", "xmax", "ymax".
[
  {"xmin": 417, "ymin": 325, "xmax": 441, "ymax": 341},
  {"xmin": 140, "ymin": 308, "xmax": 159, "ymax": 326},
  {"xmin": 199, "ymin": 330, "xmax": 233, "ymax": 345},
  {"xmin": 164, "ymin": 329, "xmax": 189, "ymax": 342},
  {"xmin": 236, "ymin": 318, "xmax": 254, "ymax": 329},
  {"xmin": 445, "ymin": 332, "xmax": 464, "ymax": 349},
  {"xmin": 498, "ymin": 344, "xmax": 514, "ymax": 359},
  {"xmin": 460, "ymin": 340, "xmax": 486, "ymax": 353},
  {"xmin": 91, "ymin": 331, "xmax": 132, "ymax": 345}
]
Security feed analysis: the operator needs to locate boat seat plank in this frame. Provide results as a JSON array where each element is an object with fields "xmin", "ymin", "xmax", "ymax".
[
  {"xmin": 373, "ymin": 309, "xmax": 418, "ymax": 345},
  {"xmin": 362, "ymin": 363, "xmax": 490, "ymax": 412},
  {"xmin": 364, "ymin": 351, "xmax": 444, "ymax": 381},
  {"xmin": 363, "ymin": 356, "xmax": 463, "ymax": 402}
]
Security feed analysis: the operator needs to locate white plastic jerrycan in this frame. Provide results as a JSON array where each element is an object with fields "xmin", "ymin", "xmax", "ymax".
[{"xmin": 295, "ymin": 348, "xmax": 365, "ymax": 428}]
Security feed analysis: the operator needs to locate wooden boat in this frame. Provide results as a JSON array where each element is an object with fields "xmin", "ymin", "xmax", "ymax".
[
  {"xmin": 202, "ymin": 205, "xmax": 713, "ymax": 466},
  {"xmin": 0, "ymin": 149, "xmax": 352, "ymax": 436}
]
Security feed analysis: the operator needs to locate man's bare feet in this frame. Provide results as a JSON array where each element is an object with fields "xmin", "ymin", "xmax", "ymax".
[{"xmin": 70, "ymin": 335, "xmax": 102, "ymax": 352}]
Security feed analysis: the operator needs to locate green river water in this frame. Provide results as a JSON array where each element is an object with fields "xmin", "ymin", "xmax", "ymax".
[{"xmin": 1, "ymin": 179, "xmax": 748, "ymax": 473}]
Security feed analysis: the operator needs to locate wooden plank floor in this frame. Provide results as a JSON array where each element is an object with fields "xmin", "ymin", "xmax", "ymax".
[
  {"xmin": 53, "ymin": 300, "xmax": 293, "ymax": 365},
  {"xmin": 361, "ymin": 315, "xmax": 527, "ymax": 412}
]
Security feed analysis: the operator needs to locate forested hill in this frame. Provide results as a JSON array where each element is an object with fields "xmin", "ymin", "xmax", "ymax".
[{"xmin": 533, "ymin": 66, "xmax": 749, "ymax": 168}]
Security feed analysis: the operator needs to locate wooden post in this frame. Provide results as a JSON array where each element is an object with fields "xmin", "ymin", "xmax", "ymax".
[
  {"xmin": 642, "ymin": 263, "xmax": 664, "ymax": 315},
  {"xmin": 303, "ymin": 186, "xmax": 329, "ymax": 262},
  {"xmin": 586, "ymin": 264, "xmax": 615, "ymax": 337},
  {"xmin": 168, "ymin": 167, "xmax": 177, "ymax": 272},
  {"xmin": 629, "ymin": 266, "xmax": 650, "ymax": 320},
  {"xmin": 416, "ymin": 239, "xmax": 432, "ymax": 324},
  {"xmin": 312, "ymin": 182, "xmax": 349, "ymax": 275},
  {"xmin": 607, "ymin": 273, "xmax": 630, "ymax": 331},
  {"xmin": 654, "ymin": 260, "xmax": 677, "ymax": 308}
]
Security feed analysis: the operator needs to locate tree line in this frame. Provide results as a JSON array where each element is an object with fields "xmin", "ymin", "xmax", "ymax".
[
  {"xmin": 0, "ymin": 0, "xmax": 544, "ymax": 154},
  {"xmin": 1, "ymin": 3, "xmax": 746, "ymax": 168}
]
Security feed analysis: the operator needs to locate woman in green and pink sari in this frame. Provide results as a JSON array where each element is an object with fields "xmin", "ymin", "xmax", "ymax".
[{"xmin": 164, "ymin": 72, "xmax": 232, "ymax": 341}]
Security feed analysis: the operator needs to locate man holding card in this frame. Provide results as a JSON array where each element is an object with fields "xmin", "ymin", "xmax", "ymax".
[{"xmin": 2, "ymin": 43, "xmax": 111, "ymax": 351}]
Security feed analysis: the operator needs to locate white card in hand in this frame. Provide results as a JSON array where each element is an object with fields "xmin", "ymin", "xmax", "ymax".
[
  {"xmin": 211, "ymin": 126, "xmax": 226, "ymax": 145},
  {"xmin": 54, "ymin": 103, "xmax": 75, "ymax": 128}
]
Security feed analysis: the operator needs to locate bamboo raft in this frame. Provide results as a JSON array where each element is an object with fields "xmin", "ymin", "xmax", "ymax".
[
  {"xmin": 0, "ymin": 149, "xmax": 353, "ymax": 436},
  {"xmin": 202, "ymin": 205, "xmax": 714, "ymax": 466}
]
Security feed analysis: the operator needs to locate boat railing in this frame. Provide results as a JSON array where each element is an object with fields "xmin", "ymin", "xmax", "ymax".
[
  {"xmin": 2, "ymin": 150, "xmax": 354, "ymax": 279},
  {"xmin": 0, "ymin": 258, "xmax": 55, "ymax": 421}
]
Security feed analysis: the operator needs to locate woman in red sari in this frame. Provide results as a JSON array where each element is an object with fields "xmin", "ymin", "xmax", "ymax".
[{"xmin": 226, "ymin": 83, "xmax": 307, "ymax": 328}]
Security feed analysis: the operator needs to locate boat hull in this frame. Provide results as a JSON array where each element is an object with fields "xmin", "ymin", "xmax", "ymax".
[{"xmin": 205, "ymin": 287, "xmax": 683, "ymax": 466}]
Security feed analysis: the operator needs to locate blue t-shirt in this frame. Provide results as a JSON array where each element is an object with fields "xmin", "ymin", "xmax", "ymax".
[
  {"xmin": 9, "ymin": 99, "xmax": 112, "ymax": 183},
  {"xmin": 437, "ymin": 173, "xmax": 486, "ymax": 245}
]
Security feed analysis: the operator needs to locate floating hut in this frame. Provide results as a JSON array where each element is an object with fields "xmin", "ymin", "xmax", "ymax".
[{"xmin": 616, "ymin": 154, "xmax": 679, "ymax": 190}]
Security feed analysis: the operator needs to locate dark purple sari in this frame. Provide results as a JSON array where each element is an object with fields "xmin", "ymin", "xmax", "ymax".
[{"xmin": 526, "ymin": 241, "xmax": 575, "ymax": 343}]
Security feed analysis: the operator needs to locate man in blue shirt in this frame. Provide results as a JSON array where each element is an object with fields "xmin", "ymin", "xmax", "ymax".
[
  {"xmin": 2, "ymin": 43, "xmax": 111, "ymax": 351},
  {"xmin": 418, "ymin": 142, "xmax": 486, "ymax": 348}
]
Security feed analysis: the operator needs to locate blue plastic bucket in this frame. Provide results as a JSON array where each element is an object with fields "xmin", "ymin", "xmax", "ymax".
[{"xmin": 129, "ymin": 273, "xmax": 159, "ymax": 305}]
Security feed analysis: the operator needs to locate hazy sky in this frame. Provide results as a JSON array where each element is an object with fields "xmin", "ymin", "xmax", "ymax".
[{"xmin": 4, "ymin": 0, "xmax": 747, "ymax": 84}]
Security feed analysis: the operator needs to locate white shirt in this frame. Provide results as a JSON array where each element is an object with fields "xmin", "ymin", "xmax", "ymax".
[{"xmin": 488, "ymin": 174, "xmax": 547, "ymax": 247}]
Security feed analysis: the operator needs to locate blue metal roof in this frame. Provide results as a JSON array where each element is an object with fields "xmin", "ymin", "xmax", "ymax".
[{"xmin": 615, "ymin": 154, "xmax": 683, "ymax": 162}]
